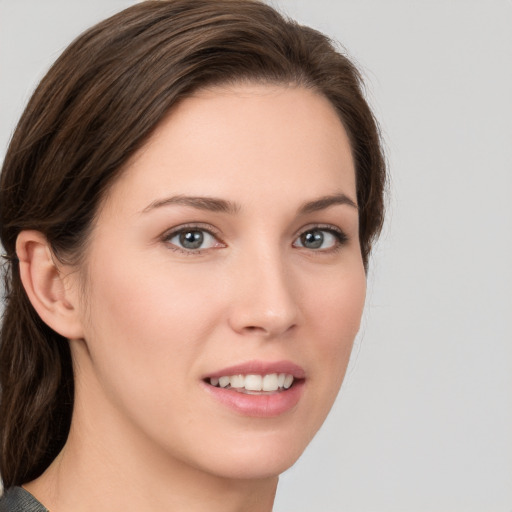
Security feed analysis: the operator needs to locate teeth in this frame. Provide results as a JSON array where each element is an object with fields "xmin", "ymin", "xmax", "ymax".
[
  {"xmin": 230, "ymin": 375, "xmax": 245, "ymax": 388},
  {"xmin": 209, "ymin": 373, "xmax": 295, "ymax": 392},
  {"xmin": 245, "ymin": 375, "xmax": 262, "ymax": 391},
  {"xmin": 262, "ymin": 373, "xmax": 279, "ymax": 391},
  {"xmin": 219, "ymin": 376, "xmax": 230, "ymax": 388},
  {"xmin": 283, "ymin": 374, "xmax": 294, "ymax": 389}
]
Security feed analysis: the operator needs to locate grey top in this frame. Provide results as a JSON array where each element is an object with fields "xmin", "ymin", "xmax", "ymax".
[{"xmin": 0, "ymin": 487, "xmax": 48, "ymax": 512}]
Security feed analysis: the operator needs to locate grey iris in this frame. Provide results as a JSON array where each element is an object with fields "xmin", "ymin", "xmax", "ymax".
[
  {"xmin": 300, "ymin": 230, "xmax": 324, "ymax": 249},
  {"xmin": 180, "ymin": 230, "xmax": 204, "ymax": 249}
]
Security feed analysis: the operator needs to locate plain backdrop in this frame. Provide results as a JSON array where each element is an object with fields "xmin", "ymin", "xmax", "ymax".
[{"xmin": 1, "ymin": 1, "xmax": 511, "ymax": 511}]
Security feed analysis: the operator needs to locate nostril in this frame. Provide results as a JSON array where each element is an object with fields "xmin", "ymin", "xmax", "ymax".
[
  {"xmin": 243, "ymin": 325, "xmax": 272, "ymax": 334},
  {"xmin": 240, "ymin": 323, "xmax": 297, "ymax": 337}
]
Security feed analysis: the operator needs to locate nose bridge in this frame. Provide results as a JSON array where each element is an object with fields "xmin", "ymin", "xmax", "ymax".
[{"xmin": 229, "ymin": 239, "xmax": 298, "ymax": 337}]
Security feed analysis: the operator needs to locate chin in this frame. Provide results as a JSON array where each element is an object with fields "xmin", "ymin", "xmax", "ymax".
[
  {"xmin": 183, "ymin": 424, "xmax": 318, "ymax": 481},
  {"xmin": 203, "ymin": 448, "xmax": 303, "ymax": 481}
]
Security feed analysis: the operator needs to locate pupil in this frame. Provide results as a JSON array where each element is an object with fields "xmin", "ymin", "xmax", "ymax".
[
  {"xmin": 180, "ymin": 230, "xmax": 203, "ymax": 249},
  {"xmin": 302, "ymin": 230, "xmax": 323, "ymax": 249}
]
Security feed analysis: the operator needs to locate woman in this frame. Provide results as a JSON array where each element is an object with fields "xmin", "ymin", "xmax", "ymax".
[{"xmin": 0, "ymin": 1, "xmax": 385, "ymax": 510}]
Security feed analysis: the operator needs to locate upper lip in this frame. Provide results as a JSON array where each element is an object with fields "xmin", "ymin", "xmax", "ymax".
[{"xmin": 204, "ymin": 360, "xmax": 306, "ymax": 380}]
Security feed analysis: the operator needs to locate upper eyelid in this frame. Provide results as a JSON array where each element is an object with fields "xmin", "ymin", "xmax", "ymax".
[
  {"xmin": 294, "ymin": 223, "xmax": 347, "ymax": 238},
  {"xmin": 162, "ymin": 222, "xmax": 222, "ymax": 239}
]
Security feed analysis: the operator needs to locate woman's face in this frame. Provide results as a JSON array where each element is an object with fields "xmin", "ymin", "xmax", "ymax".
[{"xmin": 70, "ymin": 84, "xmax": 366, "ymax": 480}]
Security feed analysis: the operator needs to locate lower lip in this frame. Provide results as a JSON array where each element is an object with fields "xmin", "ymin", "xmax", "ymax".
[{"xmin": 203, "ymin": 380, "xmax": 305, "ymax": 418}]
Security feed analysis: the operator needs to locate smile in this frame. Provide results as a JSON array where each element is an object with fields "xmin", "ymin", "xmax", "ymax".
[
  {"xmin": 203, "ymin": 361, "xmax": 305, "ymax": 417},
  {"xmin": 208, "ymin": 373, "xmax": 295, "ymax": 393}
]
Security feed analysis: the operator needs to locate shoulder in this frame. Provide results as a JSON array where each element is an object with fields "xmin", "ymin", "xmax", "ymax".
[{"xmin": 0, "ymin": 487, "xmax": 48, "ymax": 512}]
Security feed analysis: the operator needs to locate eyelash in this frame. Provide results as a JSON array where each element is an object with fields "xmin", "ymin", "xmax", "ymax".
[
  {"xmin": 161, "ymin": 224, "xmax": 349, "ymax": 255},
  {"xmin": 162, "ymin": 223, "xmax": 224, "ymax": 255},
  {"xmin": 293, "ymin": 225, "xmax": 348, "ymax": 253}
]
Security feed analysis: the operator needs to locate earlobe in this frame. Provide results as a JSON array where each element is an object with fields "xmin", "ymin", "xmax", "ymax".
[{"xmin": 16, "ymin": 230, "xmax": 84, "ymax": 340}]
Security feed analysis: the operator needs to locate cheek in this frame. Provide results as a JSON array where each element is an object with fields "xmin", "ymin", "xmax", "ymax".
[
  {"xmin": 301, "ymin": 266, "xmax": 366, "ymax": 412},
  {"xmin": 306, "ymin": 263, "xmax": 366, "ymax": 348},
  {"xmin": 84, "ymin": 253, "xmax": 218, "ymax": 344},
  {"xmin": 77, "ymin": 252, "xmax": 233, "ymax": 411},
  {"xmin": 75, "ymin": 257, "xmax": 224, "ymax": 439}
]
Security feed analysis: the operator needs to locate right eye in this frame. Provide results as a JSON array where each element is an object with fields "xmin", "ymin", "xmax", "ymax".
[{"xmin": 164, "ymin": 227, "xmax": 223, "ymax": 253}]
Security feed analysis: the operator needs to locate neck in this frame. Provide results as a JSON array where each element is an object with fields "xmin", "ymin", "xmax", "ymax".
[
  {"xmin": 29, "ymin": 460, "xmax": 277, "ymax": 512},
  {"xmin": 24, "ymin": 359, "xmax": 279, "ymax": 512},
  {"xmin": 26, "ymin": 421, "xmax": 278, "ymax": 512}
]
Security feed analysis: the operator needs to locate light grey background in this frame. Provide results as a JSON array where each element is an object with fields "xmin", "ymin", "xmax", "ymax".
[{"xmin": 1, "ymin": 1, "xmax": 511, "ymax": 511}]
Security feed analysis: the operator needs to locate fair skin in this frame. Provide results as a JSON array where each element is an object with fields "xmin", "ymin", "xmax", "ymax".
[{"xmin": 17, "ymin": 83, "xmax": 366, "ymax": 512}]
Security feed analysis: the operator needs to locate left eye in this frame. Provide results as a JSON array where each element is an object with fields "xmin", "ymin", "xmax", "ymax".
[
  {"xmin": 293, "ymin": 228, "xmax": 343, "ymax": 250},
  {"xmin": 166, "ymin": 228, "xmax": 220, "ymax": 251}
]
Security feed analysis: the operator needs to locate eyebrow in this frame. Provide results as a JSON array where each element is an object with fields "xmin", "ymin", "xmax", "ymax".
[
  {"xmin": 142, "ymin": 195, "xmax": 240, "ymax": 215},
  {"xmin": 298, "ymin": 193, "xmax": 358, "ymax": 214},
  {"xmin": 141, "ymin": 192, "xmax": 357, "ymax": 215}
]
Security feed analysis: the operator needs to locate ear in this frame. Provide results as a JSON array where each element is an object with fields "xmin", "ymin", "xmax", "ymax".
[{"xmin": 16, "ymin": 230, "xmax": 85, "ymax": 340}]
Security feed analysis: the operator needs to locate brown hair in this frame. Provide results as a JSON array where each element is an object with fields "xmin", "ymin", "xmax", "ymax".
[{"xmin": 0, "ymin": 0, "xmax": 386, "ymax": 487}]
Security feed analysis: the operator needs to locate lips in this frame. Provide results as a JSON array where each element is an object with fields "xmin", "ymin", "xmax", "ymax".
[
  {"xmin": 205, "ymin": 360, "xmax": 305, "ymax": 380},
  {"xmin": 202, "ymin": 360, "xmax": 305, "ymax": 417}
]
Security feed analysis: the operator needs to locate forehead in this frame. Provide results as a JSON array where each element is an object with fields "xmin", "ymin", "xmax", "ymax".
[{"xmin": 104, "ymin": 83, "xmax": 356, "ymax": 215}]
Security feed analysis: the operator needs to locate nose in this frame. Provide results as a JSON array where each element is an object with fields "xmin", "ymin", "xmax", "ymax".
[{"xmin": 227, "ymin": 249, "xmax": 299, "ymax": 338}]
